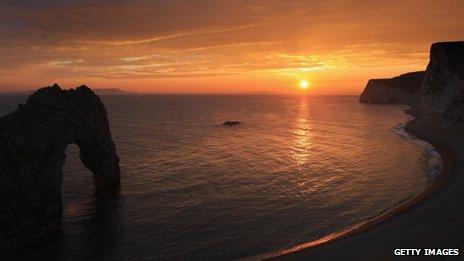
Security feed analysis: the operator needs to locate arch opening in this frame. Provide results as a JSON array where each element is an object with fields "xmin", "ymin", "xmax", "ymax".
[
  {"xmin": 0, "ymin": 85, "xmax": 121, "ymax": 251},
  {"xmin": 61, "ymin": 144, "xmax": 96, "ymax": 219}
]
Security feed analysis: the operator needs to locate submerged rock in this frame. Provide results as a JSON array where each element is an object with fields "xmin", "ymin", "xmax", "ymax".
[
  {"xmin": 359, "ymin": 71, "xmax": 425, "ymax": 104},
  {"xmin": 223, "ymin": 121, "xmax": 240, "ymax": 126},
  {"xmin": 0, "ymin": 84, "xmax": 120, "ymax": 252}
]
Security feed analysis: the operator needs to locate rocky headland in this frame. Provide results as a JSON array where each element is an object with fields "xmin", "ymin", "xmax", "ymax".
[
  {"xmin": 0, "ymin": 84, "xmax": 120, "ymax": 252},
  {"xmin": 360, "ymin": 41, "xmax": 464, "ymax": 124},
  {"xmin": 415, "ymin": 41, "xmax": 464, "ymax": 124},
  {"xmin": 359, "ymin": 71, "xmax": 425, "ymax": 104}
]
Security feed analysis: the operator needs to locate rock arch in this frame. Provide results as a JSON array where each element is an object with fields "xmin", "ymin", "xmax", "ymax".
[{"xmin": 0, "ymin": 84, "xmax": 120, "ymax": 252}]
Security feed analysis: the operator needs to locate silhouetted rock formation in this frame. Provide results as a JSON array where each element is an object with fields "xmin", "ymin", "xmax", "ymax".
[
  {"xmin": 359, "ymin": 71, "xmax": 425, "ymax": 104},
  {"xmin": 415, "ymin": 41, "xmax": 464, "ymax": 123},
  {"xmin": 0, "ymin": 84, "xmax": 120, "ymax": 252},
  {"xmin": 223, "ymin": 121, "xmax": 240, "ymax": 126},
  {"xmin": 360, "ymin": 41, "xmax": 464, "ymax": 125}
]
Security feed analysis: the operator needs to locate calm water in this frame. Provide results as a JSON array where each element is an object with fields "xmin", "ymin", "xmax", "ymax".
[{"xmin": 1, "ymin": 94, "xmax": 440, "ymax": 260}]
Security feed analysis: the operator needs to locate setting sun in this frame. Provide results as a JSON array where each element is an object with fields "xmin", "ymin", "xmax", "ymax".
[
  {"xmin": 1, "ymin": 1, "xmax": 464, "ymax": 260},
  {"xmin": 299, "ymin": 80, "xmax": 309, "ymax": 90}
]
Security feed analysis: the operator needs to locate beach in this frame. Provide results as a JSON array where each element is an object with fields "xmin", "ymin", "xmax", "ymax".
[{"xmin": 279, "ymin": 112, "xmax": 463, "ymax": 259}]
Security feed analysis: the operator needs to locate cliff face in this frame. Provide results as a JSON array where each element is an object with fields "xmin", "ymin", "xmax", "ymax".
[
  {"xmin": 0, "ymin": 84, "xmax": 120, "ymax": 252},
  {"xmin": 359, "ymin": 71, "xmax": 425, "ymax": 104},
  {"xmin": 360, "ymin": 41, "xmax": 464, "ymax": 125},
  {"xmin": 415, "ymin": 41, "xmax": 464, "ymax": 123}
]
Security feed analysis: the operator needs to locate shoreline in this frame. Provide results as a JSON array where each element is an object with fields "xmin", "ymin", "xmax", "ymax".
[{"xmin": 246, "ymin": 111, "xmax": 455, "ymax": 260}]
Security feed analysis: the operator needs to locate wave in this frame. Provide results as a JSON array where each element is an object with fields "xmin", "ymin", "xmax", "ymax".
[
  {"xmin": 245, "ymin": 118, "xmax": 446, "ymax": 260},
  {"xmin": 393, "ymin": 117, "xmax": 442, "ymax": 184}
]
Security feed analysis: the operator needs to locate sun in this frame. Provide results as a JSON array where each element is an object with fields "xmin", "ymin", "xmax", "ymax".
[{"xmin": 299, "ymin": 80, "xmax": 309, "ymax": 90}]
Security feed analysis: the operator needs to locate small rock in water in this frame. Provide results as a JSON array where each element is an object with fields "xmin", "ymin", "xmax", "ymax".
[{"xmin": 223, "ymin": 121, "xmax": 240, "ymax": 126}]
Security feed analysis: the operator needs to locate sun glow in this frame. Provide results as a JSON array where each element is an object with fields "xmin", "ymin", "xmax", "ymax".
[{"xmin": 299, "ymin": 80, "xmax": 309, "ymax": 90}]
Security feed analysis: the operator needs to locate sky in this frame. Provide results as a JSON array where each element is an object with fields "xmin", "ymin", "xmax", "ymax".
[{"xmin": 0, "ymin": 0, "xmax": 463, "ymax": 94}]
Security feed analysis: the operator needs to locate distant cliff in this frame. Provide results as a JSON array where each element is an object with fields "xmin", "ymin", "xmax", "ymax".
[
  {"xmin": 359, "ymin": 71, "xmax": 425, "ymax": 104},
  {"xmin": 415, "ymin": 41, "xmax": 464, "ymax": 123}
]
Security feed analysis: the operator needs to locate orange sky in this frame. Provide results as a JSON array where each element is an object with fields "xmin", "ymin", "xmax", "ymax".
[{"xmin": 1, "ymin": 0, "xmax": 463, "ymax": 94}]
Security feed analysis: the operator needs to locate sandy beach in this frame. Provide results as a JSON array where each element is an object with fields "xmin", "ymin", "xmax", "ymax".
[{"xmin": 273, "ymin": 112, "xmax": 463, "ymax": 259}]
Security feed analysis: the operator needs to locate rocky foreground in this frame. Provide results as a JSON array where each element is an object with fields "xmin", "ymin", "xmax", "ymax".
[{"xmin": 0, "ymin": 84, "xmax": 120, "ymax": 252}]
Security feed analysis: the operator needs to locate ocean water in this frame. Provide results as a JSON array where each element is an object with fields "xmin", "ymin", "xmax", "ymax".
[{"xmin": 0, "ymin": 94, "xmax": 441, "ymax": 260}]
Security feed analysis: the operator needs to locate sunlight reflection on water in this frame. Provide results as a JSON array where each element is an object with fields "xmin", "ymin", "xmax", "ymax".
[
  {"xmin": 0, "ymin": 94, "xmax": 441, "ymax": 260},
  {"xmin": 292, "ymin": 97, "xmax": 313, "ymax": 167}
]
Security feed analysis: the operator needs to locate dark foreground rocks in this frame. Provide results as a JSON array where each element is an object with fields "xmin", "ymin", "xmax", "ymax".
[{"xmin": 0, "ymin": 84, "xmax": 120, "ymax": 252}]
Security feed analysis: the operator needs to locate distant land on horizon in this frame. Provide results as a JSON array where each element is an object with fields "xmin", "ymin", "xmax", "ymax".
[
  {"xmin": 247, "ymin": 91, "xmax": 281, "ymax": 94},
  {"xmin": 0, "ymin": 88, "xmax": 363, "ymax": 95},
  {"xmin": 1, "ymin": 88, "xmax": 135, "ymax": 95},
  {"xmin": 92, "ymin": 88, "xmax": 135, "ymax": 95}
]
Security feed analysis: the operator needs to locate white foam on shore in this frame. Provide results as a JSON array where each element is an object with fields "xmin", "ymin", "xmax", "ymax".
[{"xmin": 393, "ymin": 117, "xmax": 442, "ymax": 185}]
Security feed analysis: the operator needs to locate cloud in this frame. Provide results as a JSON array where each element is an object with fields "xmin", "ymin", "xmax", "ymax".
[{"xmin": 0, "ymin": 0, "xmax": 463, "ymax": 90}]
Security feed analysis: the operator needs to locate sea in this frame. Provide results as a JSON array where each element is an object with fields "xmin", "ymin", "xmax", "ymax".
[{"xmin": 0, "ymin": 94, "xmax": 442, "ymax": 260}]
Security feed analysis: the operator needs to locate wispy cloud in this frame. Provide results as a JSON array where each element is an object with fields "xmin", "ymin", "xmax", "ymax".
[
  {"xmin": 81, "ymin": 23, "xmax": 267, "ymax": 46},
  {"xmin": 0, "ymin": 0, "xmax": 463, "ymax": 92}
]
